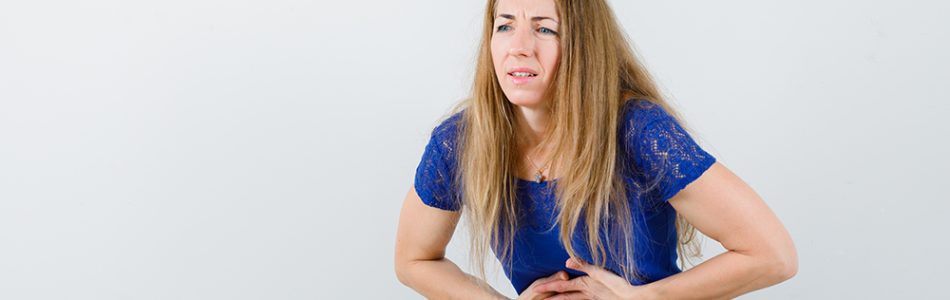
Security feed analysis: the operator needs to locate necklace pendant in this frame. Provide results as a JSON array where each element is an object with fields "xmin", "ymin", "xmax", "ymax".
[{"xmin": 534, "ymin": 172, "xmax": 543, "ymax": 183}]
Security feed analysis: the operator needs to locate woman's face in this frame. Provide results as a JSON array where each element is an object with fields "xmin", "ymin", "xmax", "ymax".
[{"xmin": 490, "ymin": 0, "xmax": 560, "ymax": 109}]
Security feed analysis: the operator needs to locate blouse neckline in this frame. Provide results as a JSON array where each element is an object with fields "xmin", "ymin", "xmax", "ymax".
[{"xmin": 515, "ymin": 177, "xmax": 559, "ymax": 186}]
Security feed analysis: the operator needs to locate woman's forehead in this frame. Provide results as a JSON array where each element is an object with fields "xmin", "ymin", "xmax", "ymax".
[{"xmin": 494, "ymin": 0, "xmax": 559, "ymax": 21}]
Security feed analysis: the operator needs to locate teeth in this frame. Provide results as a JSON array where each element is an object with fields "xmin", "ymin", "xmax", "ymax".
[{"xmin": 511, "ymin": 72, "xmax": 536, "ymax": 77}]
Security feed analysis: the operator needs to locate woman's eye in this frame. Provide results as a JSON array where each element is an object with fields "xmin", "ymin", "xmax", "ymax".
[
  {"xmin": 538, "ymin": 27, "xmax": 558, "ymax": 35},
  {"xmin": 496, "ymin": 24, "xmax": 511, "ymax": 32}
]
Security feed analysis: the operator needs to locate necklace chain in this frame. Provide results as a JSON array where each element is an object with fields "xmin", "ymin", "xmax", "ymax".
[{"xmin": 524, "ymin": 143, "xmax": 552, "ymax": 183}]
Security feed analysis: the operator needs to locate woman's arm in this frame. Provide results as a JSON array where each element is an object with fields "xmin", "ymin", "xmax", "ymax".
[
  {"xmin": 394, "ymin": 187, "xmax": 509, "ymax": 299},
  {"xmin": 642, "ymin": 162, "xmax": 798, "ymax": 299},
  {"xmin": 531, "ymin": 162, "xmax": 797, "ymax": 300}
]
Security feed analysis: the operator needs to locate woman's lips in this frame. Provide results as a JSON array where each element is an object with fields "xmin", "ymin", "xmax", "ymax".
[
  {"xmin": 506, "ymin": 67, "xmax": 538, "ymax": 85},
  {"xmin": 508, "ymin": 73, "xmax": 537, "ymax": 85}
]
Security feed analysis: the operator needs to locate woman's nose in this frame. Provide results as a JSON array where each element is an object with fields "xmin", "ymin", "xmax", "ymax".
[
  {"xmin": 508, "ymin": 27, "xmax": 534, "ymax": 57},
  {"xmin": 508, "ymin": 46, "xmax": 531, "ymax": 57}
]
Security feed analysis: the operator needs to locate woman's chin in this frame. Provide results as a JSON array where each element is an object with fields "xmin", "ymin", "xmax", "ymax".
[{"xmin": 504, "ymin": 94, "xmax": 548, "ymax": 109}]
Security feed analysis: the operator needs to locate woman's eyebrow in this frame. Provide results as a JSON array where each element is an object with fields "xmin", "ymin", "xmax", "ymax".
[{"xmin": 495, "ymin": 13, "xmax": 559, "ymax": 24}]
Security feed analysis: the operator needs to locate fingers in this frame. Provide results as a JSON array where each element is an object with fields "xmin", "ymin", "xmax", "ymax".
[
  {"xmin": 554, "ymin": 257, "xmax": 642, "ymax": 300},
  {"xmin": 533, "ymin": 275, "xmax": 591, "ymax": 294},
  {"xmin": 522, "ymin": 272, "xmax": 569, "ymax": 300},
  {"xmin": 543, "ymin": 292, "xmax": 587, "ymax": 300},
  {"xmin": 549, "ymin": 270, "xmax": 568, "ymax": 281},
  {"xmin": 565, "ymin": 258, "xmax": 615, "ymax": 283},
  {"xmin": 530, "ymin": 270, "xmax": 569, "ymax": 290},
  {"xmin": 541, "ymin": 270, "xmax": 568, "ymax": 283},
  {"xmin": 565, "ymin": 258, "xmax": 589, "ymax": 273}
]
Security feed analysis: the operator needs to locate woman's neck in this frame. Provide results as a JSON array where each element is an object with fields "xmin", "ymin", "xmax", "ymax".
[
  {"xmin": 513, "ymin": 104, "xmax": 560, "ymax": 180},
  {"xmin": 513, "ymin": 105, "xmax": 550, "ymax": 149}
]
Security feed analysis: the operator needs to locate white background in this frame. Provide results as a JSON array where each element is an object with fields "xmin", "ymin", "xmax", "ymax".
[{"xmin": 1, "ymin": 0, "xmax": 948, "ymax": 299}]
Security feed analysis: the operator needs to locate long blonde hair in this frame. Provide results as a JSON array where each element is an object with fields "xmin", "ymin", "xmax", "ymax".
[{"xmin": 441, "ymin": 0, "xmax": 704, "ymax": 285}]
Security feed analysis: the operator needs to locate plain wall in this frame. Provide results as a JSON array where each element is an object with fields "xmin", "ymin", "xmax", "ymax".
[{"xmin": 1, "ymin": 0, "xmax": 948, "ymax": 299}]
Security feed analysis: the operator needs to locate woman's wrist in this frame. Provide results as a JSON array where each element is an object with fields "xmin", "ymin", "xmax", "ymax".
[{"xmin": 626, "ymin": 282, "xmax": 661, "ymax": 300}]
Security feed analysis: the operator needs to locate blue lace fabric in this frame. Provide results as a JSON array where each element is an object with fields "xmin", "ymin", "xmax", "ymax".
[
  {"xmin": 412, "ymin": 99, "xmax": 717, "ymax": 294},
  {"xmin": 413, "ymin": 111, "xmax": 465, "ymax": 211},
  {"xmin": 620, "ymin": 99, "xmax": 718, "ymax": 210}
]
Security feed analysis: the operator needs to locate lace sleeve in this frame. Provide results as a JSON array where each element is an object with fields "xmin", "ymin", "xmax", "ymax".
[
  {"xmin": 413, "ymin": 114, "xmax": 463, "ymax": 211},
  {"xmin": 626, "ymin": 101, "xmax": 716, "ymax": 208}
]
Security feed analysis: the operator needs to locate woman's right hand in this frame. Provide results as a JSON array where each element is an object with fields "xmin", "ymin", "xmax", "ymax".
[{"xmin": 514, "ymin": 271, "xmax": 569, "ymax": 300}]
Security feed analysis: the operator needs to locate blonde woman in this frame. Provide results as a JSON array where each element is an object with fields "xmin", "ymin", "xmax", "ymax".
[{"xmin": 394, "ymin": 0, "xmax": 797, "ymax": 299}]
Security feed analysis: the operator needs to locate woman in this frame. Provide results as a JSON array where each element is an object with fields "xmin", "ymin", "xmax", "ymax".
[{"xmin": 395, "ymin": 0, "xmax": 798, "ymax": 299}]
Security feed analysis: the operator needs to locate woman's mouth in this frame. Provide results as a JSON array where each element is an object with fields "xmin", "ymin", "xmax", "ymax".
[{"xmin": 507, "ymin": 71, "xmax": 538, "ymax": 85}]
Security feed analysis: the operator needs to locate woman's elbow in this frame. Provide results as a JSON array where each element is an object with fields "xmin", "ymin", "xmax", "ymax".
[
  {"xmin": 766, "ymin": 245, "xmax": 799, "ymax": 283},
  {"xmin": 394, "ymin": 257, "xmax": 414, "ymax": 287},
  {"xmin": 778, "ymin": 251, "xmax": 799, "ymax": 281}
]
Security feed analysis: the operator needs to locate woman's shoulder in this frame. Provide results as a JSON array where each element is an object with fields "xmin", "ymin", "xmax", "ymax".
[
  {"xmin": 415, "ymin": 110, "xmax": 466, "ymax": 211},
  {"xmin": 430, "ymin": 110, "xmax": 464, "ymax": 140},
  {"xmin": 430, "ymin": 110, "xmax": 464, "ymax": 148},
  {"xmin": 618, "ymin": 98, "xmax": 694, "ymax": 159},
  {"xmin": 424, "ymin": 109, "xmax": 466, "ymax": 162},
  {"xmin": 620, "ymin": 98, "xmax": 670, "ymax": 133}
]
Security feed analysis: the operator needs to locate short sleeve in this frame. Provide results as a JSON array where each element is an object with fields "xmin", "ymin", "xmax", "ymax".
[
  {"xmin": 623, "ymin": 100, "xmax": 716, "ymax": 208},
  {"xmin": 413, "ymin": 113, "xmax": 463, "ymax": 211}
]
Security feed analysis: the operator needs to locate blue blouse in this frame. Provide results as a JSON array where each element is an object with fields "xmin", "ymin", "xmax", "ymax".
[{"xmin": 413, "ymin": 99, "xmax": 717, "ymax": 295}]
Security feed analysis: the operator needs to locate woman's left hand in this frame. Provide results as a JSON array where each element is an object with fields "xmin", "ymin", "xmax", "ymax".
[{"xmin": 532, "ymin": 258, "xmax": 649, "ymax": 300}]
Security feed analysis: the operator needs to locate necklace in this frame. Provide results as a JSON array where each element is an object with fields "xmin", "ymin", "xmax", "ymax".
[{"xmin": 524, "ymin": 145, "xmax": 552, "ymax": 183}]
